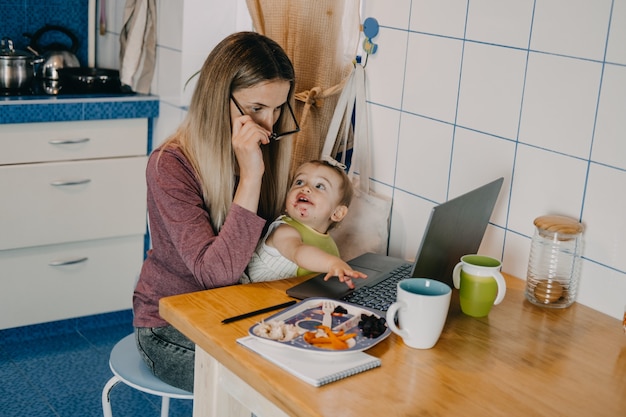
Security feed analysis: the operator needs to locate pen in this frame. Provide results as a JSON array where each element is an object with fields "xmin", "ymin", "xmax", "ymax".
[{"xmin": 221, "ymin": 300, "xmax": 297, "ymax": 324}]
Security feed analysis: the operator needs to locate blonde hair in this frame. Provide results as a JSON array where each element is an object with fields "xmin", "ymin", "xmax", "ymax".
[{"xmin": 163, "ymin": 32, "xmax": 295, "ymax": 231}]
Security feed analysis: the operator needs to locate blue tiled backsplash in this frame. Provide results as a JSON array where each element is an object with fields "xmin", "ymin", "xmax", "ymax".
[{"xmin": 1, "ymin": 0, "xmax": 89, "ymax": 66}]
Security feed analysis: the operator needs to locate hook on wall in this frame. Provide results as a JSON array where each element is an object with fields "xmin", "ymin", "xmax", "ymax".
[
  {"xmin": 362, "ymin": 17, "xmax": 379, "ymax": 55},
  {"xmin": 356, "ymin": 17, "xmax": 379, "ymax": 67}
]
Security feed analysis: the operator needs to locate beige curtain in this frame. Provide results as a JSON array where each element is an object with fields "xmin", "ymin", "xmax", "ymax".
[{"xmin": 246, "ymin": 0, "xmax": 361, "ymax": 175}]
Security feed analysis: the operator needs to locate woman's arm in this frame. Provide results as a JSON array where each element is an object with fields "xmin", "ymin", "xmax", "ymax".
[{"xmin": 148, "ymin": 148, "xmax": 266, "ymax": 289}]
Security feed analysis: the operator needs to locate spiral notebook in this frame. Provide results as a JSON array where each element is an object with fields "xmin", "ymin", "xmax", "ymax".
[{"xmin": 237, "ymin": 336, "xmax": 381, "ymax": 387}]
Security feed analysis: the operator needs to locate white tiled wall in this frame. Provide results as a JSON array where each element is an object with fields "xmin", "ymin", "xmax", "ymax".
[
  {"xmin": 97, "ymin": 0, "xmax": 626, "ymax": 320},
  {"xmin": 364, "ymin": 0, "xmax": 626, "ymax": 320}
]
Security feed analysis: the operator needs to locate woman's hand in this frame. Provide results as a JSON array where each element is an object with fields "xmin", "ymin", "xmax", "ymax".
[
  {"xmin": 231, "ymin": 113, "xmax": 271, "ymax": 179},
  {"xmin": 231, "ymin": 114, "xmax": 271, "ymax": 213}
]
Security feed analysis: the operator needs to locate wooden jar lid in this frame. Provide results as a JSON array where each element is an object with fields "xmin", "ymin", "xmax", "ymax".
[{"xmin": 534, "ymin": 215, "xmax": 584, "ymax": 235}]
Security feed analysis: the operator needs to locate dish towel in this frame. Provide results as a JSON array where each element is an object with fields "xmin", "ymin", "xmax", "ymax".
[{"xmin": 119, "ymin": 0, "xmax": 156, "ymax": 94}]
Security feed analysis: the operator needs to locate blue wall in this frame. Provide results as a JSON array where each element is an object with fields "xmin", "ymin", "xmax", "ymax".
[{"xmin": 0, "ymin": 0, "xmax": 89, "ymax": 66}]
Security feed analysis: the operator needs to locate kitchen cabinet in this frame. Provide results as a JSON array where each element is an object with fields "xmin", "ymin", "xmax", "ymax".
[{"xmin": 0, "ymin": 112, "xmax": 154, "ymax": 329}]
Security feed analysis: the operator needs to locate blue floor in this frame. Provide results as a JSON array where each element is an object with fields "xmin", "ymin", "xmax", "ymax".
[{"xmin": 0, "ymin": 310, "xmax": 193, "ymax": 417}]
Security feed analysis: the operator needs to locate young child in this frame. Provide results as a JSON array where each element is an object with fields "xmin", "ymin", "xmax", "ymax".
[{"xmin": 245, "ymin": 160, "xmax": 367, "ymax": 288}]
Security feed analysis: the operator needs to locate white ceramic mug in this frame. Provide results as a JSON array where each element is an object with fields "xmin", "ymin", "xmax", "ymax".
[
  {"xmin": 452, "ymin": 254, "xmax": 506, "ymax": 317},
  {"xmin": 386, "ymin": 278, "xmax": 451, "ymax": 349}
]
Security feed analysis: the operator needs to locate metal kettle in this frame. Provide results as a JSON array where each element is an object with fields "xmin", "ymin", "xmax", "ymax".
[{"xmin": 24, "ymin": 24, "xmax": 80, "ymax": 80}]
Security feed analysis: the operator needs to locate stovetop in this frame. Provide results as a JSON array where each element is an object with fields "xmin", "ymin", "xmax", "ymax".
[{"xmin": 1, "ymin": 79, "xmax": 135, "ymax": 99}]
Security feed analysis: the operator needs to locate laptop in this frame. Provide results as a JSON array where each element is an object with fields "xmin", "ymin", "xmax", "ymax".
[{"xmin": 286, "ymin": 177, "xmax": 504, "ymax": 312}]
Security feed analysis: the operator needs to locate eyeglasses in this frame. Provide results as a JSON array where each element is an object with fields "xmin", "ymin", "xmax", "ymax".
[{"xmin": 230, "ymin": 95, "xmax": 300, "ymax": 141}]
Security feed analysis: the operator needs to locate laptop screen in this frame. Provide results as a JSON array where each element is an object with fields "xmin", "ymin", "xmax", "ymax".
[{"xmin": 411, "ymin": 176, "xmax": 504, "ymax": 286}]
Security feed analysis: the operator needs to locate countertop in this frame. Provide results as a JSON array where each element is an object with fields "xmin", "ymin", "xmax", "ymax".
[{"xmin": 0, "ymin": 92, "xmax": 159, "ymax": 124}]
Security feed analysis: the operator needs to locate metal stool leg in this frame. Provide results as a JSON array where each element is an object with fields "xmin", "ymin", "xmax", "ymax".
[
  {"xmin": 160, "ymin": 396, "xmax": 170, "ymax": 417},
  {"xmin": 102, "ymin": 373, "xmax": 174, "ymax": 417},
  {"xmin": 102, "ymin": 375, "xmax": 121, "ymax": 417}
]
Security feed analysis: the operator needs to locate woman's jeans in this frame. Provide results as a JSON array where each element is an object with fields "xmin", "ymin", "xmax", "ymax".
[{"xmin": 135, "ymin": 326, "xmax": 195, "ymax": 392}]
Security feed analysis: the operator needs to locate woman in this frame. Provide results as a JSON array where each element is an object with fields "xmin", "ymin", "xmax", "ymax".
[{"xmin": 132, "ymin": 32, "xmax": 296, "ymax": 392}]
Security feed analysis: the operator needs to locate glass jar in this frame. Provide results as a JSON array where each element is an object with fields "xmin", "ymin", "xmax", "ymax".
[{"xmin": 525, "ymin": 215, "xmax": 584, "ymax": 308}]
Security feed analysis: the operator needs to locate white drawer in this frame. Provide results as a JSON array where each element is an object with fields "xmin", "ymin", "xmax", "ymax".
[
  {"xmin": 0, "ymin": 156, "xmax": 148, "ymax": 250},
  {"xmin": 0, "ymin": 235, "xmax": 144, "ymax": 330},
  {"xmin": 1, "ymin": 119, "xmax": 148, "ymax": 165}
]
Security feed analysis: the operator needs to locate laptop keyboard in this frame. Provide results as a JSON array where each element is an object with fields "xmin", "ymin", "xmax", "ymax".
[{"xmin": 342, "ymin": 263, "xmax": 412, "ymax": 312}]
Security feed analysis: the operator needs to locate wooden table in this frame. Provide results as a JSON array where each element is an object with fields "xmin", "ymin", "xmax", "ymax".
[{"xmin": 160, "ymin": 274, "xmax": 626, "ymax": 417}]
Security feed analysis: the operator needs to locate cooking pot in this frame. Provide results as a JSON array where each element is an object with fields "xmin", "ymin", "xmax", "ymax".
[
  {"xmin": 25, "ymin": 25, "xmax": 80, "ymax": 80},
  {"xmin": 0, "ymin": 37, "xmax": 43, "ymax": 90}
]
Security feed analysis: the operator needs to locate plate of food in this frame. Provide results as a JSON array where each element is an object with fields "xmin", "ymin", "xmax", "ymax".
[{"xmin": 249, "ymin": 298, "xmax": 390, "ymax": 355}]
